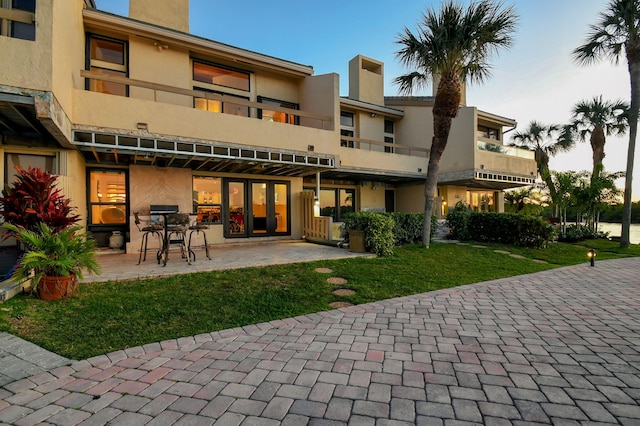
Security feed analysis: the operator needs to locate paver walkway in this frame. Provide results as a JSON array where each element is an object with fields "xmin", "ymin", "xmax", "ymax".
[{"xmin": 1, "ymin": 257, "xmax": 639, "ymax": 425}]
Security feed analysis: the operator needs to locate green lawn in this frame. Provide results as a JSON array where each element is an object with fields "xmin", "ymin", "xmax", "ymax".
[{"xmin": 1, "ymin": 240, "xmax": 638, "ymax": 360}]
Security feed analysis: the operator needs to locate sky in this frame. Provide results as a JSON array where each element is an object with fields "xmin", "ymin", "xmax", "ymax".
[{"xmin": 94, "ymin": 0, "xmax": 639, "ymax": 201}]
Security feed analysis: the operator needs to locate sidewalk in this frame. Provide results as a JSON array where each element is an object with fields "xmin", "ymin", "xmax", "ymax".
[{"xmin": 1, "ymin": 256, "xmax": 639, "ymax": 424}]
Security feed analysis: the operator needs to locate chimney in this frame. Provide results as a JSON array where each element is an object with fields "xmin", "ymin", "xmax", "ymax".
[{"xmin": 129, "ymin": 0, "xmax": 189, "ymax": 33}]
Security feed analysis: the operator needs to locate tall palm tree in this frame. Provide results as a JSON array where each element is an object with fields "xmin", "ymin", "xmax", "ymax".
[
  {"xmin": 510, "ymin": 121, "xmax": 574, "ymax": 211},
  {"xmin": 570, "ymin": 95, "xmax": 629, "ymax": 180},
  {"xmin": 394, "ymin": 0, "xmax": 517, "ymax": 248},
  {"xmin": 573, "ymin": 0, "xmax": 640, "ymax": 248}
]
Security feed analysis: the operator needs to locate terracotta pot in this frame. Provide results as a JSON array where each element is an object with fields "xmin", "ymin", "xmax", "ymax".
[{"xmin": 37, "ymin": 274, "xmax": 78, "ymax": 300}]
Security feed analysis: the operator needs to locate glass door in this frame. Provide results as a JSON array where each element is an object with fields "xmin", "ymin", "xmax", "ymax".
[{"xmin": 224, "ymin": 179, "xmax": 289, "ymax": 238}]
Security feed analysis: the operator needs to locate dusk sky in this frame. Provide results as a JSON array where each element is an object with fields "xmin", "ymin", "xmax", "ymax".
[{"xmin": 94, "ymin": 0, "xmax": 639, "ymax": 201}]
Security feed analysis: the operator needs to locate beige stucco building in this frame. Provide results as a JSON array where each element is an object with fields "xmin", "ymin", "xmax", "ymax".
[{"xmin": 0, "ymin": 0, "xmax": 536, "ymax": 256}]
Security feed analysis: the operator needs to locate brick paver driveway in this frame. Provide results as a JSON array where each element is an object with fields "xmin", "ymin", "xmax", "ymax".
[{"xmin": 1, "ymin": 257, "xmax": 639, "ymax": 425}]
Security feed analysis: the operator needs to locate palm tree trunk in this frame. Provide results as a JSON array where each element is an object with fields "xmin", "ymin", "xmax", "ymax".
[
  {"xmin": 621, "ymin": 56, "xmax": 640, "ymax": 248},
  {"xmin": 423, "ymin": 72, "xmax": 461, "ymax": 248},
  {"xmin": 590, "ymin": 125, "xmax": 606, "ymax": 181}
]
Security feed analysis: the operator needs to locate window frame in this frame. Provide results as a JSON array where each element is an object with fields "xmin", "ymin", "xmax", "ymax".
[
  {"xmin": 4, "ymin": 153, "xmax": 57, "ymax": 186},
  {"xmin": 192, "ymin": 59, "xmax": 251, "ymax": 92},
  {"xmin": 0, "ymin": 0, "xmax": 35, "ymax": 40},
  {"xmin": 340, "ymin": 111, "xmax": 356, "ymax": 148},
  {"xmin": 193, "ymin": 87, "xmax": 250, "ymax": 117},
  {"xmin": 384, "ymin": 119, "xmax": 395, "ymax": 153},
  {"xmin": 257, "ymin": 96, "xmax": 299, "ymax": 125},
  {"xmin": 192, "ymin": 176, "xmax": 223, "ymax": 225},
  {"xmin": 85, "ymin": 33, "xmax": 129, "ymax": 97}
]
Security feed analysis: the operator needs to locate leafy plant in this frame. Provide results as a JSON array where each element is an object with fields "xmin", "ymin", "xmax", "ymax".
[
  {"xmin": 4, "ymin": 222, "xmax": 101, "ymax": 290},
  {"xmin": 0, "ymin": 166, "xmax": 80, "ymax": 234},
  {"xmin": 341, "ymin": 212, "xmax": 395, "ymax": 256}
]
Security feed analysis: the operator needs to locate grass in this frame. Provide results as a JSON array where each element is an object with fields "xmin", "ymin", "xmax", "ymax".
[{"xmin": 0, "ymin": 239, "xmax": 638, "ymax": 360}]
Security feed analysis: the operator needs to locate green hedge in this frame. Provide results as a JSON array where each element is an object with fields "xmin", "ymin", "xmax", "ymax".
[
  {"xmin": 341, "ymin": 212, "xmax": 438, "ymax": 256},
  {"xmin": 446, "ymin": 211, "xmax": 555, "ymax": 248}
]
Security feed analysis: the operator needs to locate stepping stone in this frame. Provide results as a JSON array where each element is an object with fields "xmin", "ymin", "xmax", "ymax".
[
  {"xmin": 472, "ymin": 245, "xmax": 487, "ymax": 248},
  {"xmin": 315, "ymin": 268, "xmax": 333, "ymax": 274},
  {"xmin": 329, "ymin": 301, "xmax": 353, "ymax": 309},
  {"xmin": 532, "ymin": 259, "xmax": 549, "ymax": 264},
  {"xmin": 509, "ymin": 254, "xmax": 526, "ymax": 259},
  {"xmin": 332, "ymin": 288, "xmax": 355, "ymax": 296},
  {"xmin": 494, "ymin": 250, "xmax": 511, "ymax": 254},
  {"xmin": 327, "ymin": 277, "xmax": 348, "ymax": 285}
]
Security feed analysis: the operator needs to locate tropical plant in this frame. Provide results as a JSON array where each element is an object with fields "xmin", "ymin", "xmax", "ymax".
[
  {"xmin": 569, "ymin": 95, "xmax": 629, "ymax": 180},
  {"xmin": 0, "ymin": 166, "xmax": 80, "ymax": 234},
  {"xmin": 503, "ymin": 187, "xmax": 544, "ymax": 215},
  {"xmin": 3, "ymin": 222, "xmax": 101, "ymax": 293},
  {"xmin": 510, "ymin": 121, "xmax": 574, "ymax": 212},
  {"xmin": 551, "ymin": 171, "xmax": 581, "ymax": 235},
  {"xmin": 394, "ymin": 0, "xmax": 518, "ymax": 248},
  {"xmin": 573, "ymin": 0, "xmax": 640, "ymax": 248}
]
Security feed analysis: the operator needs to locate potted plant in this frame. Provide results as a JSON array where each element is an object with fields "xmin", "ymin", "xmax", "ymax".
[{"xmin": 3, "ymin": 222, "xmax": 101, "ymax": 300}]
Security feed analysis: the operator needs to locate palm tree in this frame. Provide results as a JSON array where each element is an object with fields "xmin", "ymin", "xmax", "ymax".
[
  {"xmin": 510, "ymin": 121, "xmax": 574, "ymax": 212},
  {"xmin": 394, "ymin": 0, "xmax": 518, "ymax": 248},
  {"xmin": 570, "ymin": 95, "xmax": 629, "ymax": 180},
  {"xmin": 573, "ymin": 0, "xmax": 640, "ymax": 248}
]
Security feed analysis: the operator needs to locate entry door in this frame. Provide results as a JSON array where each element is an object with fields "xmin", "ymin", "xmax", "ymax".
[
  {"xmin": 224, "ymin": 180, "xmax": 289, "ymax": 238},
  {"xmin": 249, "ymin": 181, "xmax": 289, "ymax": 236}
]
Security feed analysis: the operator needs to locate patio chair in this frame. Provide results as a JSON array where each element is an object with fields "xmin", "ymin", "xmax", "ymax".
[
  {"xmin": 133, "ymin": 211, "xmax": 163, "ymax": 265},
  {"xmin": 164, "ymin": 212, "xmax": 193, "ymax": 263},
  {"xmin": 188, "ymin": 216, "xmax": 211, "ymax": 261}
]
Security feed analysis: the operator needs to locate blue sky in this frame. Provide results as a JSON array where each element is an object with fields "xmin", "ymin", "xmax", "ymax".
[{"xmin": 95, "ymin": 0, "xmax": 638, "ymax": 201}]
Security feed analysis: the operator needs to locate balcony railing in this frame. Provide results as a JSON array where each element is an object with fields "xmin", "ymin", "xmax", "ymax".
[
  {"xmin": 80, "ymin": 70, "xmax": 332, "ymax": 129},
  {"xmin": 477, "ymin": 141, "xmax": 535, "ymax": 160},
  {"xmin": 340, "ymin": 135, "xmax": 429, "ymax": 158}
]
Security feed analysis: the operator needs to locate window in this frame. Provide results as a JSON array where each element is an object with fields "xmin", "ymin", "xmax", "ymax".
[
  {"xmin": 340, "ymin": 112, "xmax": 355, "ymax": 148},
  {"xmin": 193, "ymin": 61, "xmax": 250, "ymax": 91},
  {"xmin": 5, "ymin": 153, "xmax": 56, "ymax": 185},
  {"xmin": 477, "ymin": 125, "xmax": 500, "ymax": 141},
  {"xmin": 384, "ymin": 119, "xmax": 395, "ymax": 153},
  {"xmin": 319, "ymin": 188, "xmax": 355, "ymax": 221},
  {"xmin": 86, "ymin": 34, "xmax": 128, "ymax": 96},
  {"xmin": 194, "ymin": 88, "xmax": 249, "ymax": 117},
  {"xmin": 258, "ymin": 96, "xmax": 299, "ymax": 125},
  {"xmin": 0, "ymin": 0, "xmax": 35, "ymax": 40},
  {"xmin": 193, "ymin": 176, "xmax": 222, "ymax": 224},
  {"xmin": 88, "ymin": 170, "xmax": 127, "ymax": 225}
]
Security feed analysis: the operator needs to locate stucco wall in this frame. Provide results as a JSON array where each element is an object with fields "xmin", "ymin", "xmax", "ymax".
[{"xmin": 0, "ymin": 1, "xmax": 53, "ymax": 91}]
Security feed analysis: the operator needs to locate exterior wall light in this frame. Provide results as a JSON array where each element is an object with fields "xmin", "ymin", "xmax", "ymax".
[{"xmin": 587, "ymin": 249, "xmax": 596, "ymax": 267}]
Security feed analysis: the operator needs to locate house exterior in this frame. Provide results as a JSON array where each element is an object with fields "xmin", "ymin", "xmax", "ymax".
[{"xmin": 0, "ymin": 0, "xmax": 536, "ymax": 254}]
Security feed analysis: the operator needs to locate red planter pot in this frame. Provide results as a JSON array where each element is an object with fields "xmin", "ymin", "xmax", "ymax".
[{"xmin": 37, "ymin": 274, "xmax": 78, "ymax": 300}]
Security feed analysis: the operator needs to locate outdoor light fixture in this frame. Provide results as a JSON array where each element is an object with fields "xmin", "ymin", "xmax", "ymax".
[{"xmin": 587, "ymin": 248, "xmax": 596, "ymax": 267}]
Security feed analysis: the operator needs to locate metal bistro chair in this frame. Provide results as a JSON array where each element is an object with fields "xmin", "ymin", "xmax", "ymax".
[
  {"xmin": 163, "ymin": 212, "xmax": 193, "ymax": 265},
  {"xmin": 188, "ymin": 214, "xmax": 211, "ymax": 261},
  {"xmin": 133, "ymin": 211, "xmax": 164, "ymax": 265}
]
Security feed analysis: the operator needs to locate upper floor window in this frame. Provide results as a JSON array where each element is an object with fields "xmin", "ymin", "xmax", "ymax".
[
  {"xmin": 193, "ymin": 61, "xmax": 250, "ymax": 92},
  {"xmin": 340, "ymin": 111, "xmax": 355, "ymax": 148},
  {"xmin": 384, "ymin": 119, "xmax": 395, "ymax": 153},
  {"xmin": 258, "ymin": 96, "xmax": 299, "ymax": 125},
  {"xmin": 194, "ymin": 87, "xmax": 249, "ymax": 117},
  {"xmin": 477, "ymin": 125, "xmax": 500, "ymax": 141},
  {"xmin": 0, "ymin": 0, "xmax": 35, "ymax": 40},
  {"xmin": 86, "ymin": 34, "xmax": 128, "ymax": 97}
]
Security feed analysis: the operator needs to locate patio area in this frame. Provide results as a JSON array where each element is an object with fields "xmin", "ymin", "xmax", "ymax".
[{"xmin": 84, "ymin": 240, "xmax": 375, "ymax": 283}]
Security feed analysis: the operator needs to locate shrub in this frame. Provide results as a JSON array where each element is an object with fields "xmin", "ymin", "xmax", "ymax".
[
  {"xmin": 342, "ymin": 212, "xmax": 395, "ymax": 256},
  {"xmin": 558, "ymin": 224, "xmax": 609, "ymax": 243},
  {"xmin": 446, "ymin": 211, "xmax": 555, "ymax": 248},
  {"xmin": 386, "ymin": 212, "xmax": 437, "ymax": 245}
]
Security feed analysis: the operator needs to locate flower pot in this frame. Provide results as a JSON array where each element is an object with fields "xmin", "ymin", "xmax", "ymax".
[{"xmin": 37, "ymin": 274, "xmax": 78, "ymax": 300}]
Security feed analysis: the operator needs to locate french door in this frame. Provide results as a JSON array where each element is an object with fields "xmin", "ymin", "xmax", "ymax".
[{"xmin": 224, "ymin": 179, "xmax": 289, "ymax": 238}]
